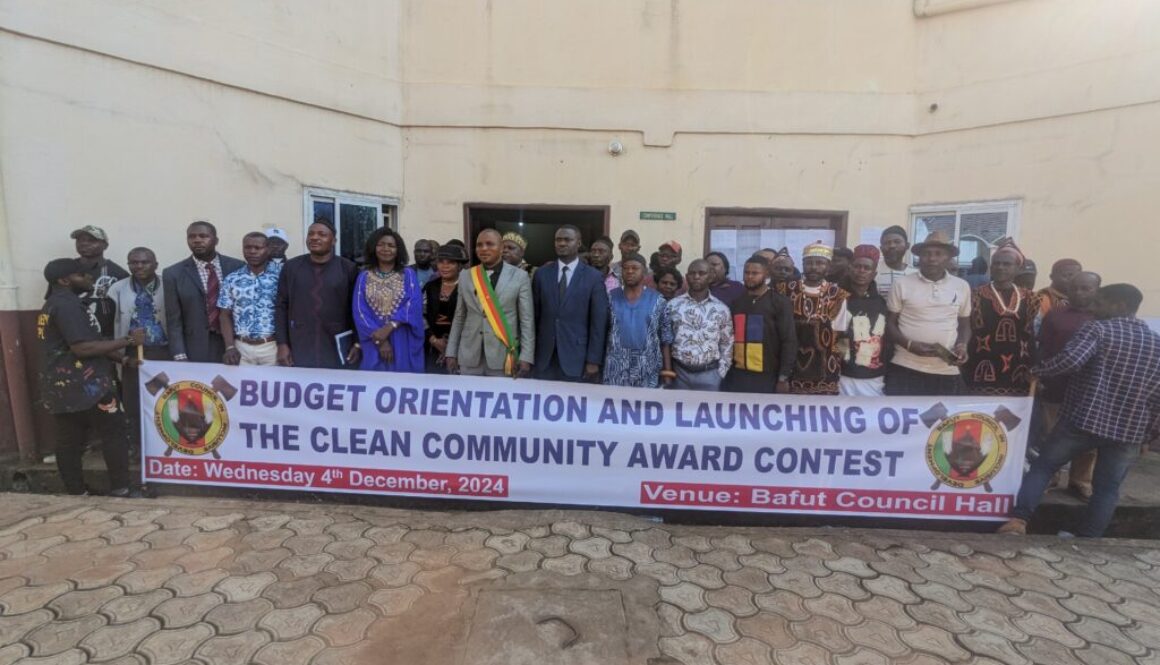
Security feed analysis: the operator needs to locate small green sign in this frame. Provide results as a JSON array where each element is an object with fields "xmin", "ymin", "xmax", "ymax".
[{"xmin": 639, "ymin": 211, "xmax": 676, "ymax": 221}]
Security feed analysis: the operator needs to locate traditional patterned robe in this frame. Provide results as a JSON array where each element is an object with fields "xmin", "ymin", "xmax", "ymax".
[
  {"xmin": 775, "ymin": 280, "xmax": 849, "ymax": 395},
  {"xmin": 964, "ymin": 284, "xmax": 1040, "ymax": 396}
]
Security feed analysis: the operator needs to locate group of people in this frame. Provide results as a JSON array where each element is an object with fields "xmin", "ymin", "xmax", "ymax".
[{"xmin": 37, "ymin": 219, "xmax": 1160, "ymax": 539}]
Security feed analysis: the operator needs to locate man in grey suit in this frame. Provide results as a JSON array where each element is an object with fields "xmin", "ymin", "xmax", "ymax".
[
  {"xmin": 163, "ymin": 221, "xmax": 244, "ymax": 363},
  {"xmin": 445, "ymin": 229, "xmax": 535, "ymax": 377}
]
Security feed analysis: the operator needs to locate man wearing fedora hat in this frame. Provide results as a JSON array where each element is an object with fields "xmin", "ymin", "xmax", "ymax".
[{"xmin": 884, "ymin": 231, "xmax": 972, "ymax": 396}]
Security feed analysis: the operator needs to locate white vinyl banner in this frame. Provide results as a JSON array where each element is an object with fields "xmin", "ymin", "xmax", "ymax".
[{"xmin": 140, "ymin": 361, "xmax": 1031, "ymax": 521}]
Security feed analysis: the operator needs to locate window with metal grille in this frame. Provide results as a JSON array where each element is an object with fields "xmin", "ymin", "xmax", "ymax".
[
  {"xmin": 910, "ymin": 200, "xmax": 1020, "ymax": 269},
  {"xmin": 304, "ymin": 188, "xmax": 399, "ymax": 265}
]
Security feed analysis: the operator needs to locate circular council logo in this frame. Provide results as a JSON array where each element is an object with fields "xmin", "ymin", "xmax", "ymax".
[
  {"xmin": 925, "ymin": 412, "xmax": 1008, "ymax": 490},
  {"xmin": 153, "ymin": 380, "xmax": 230, "ymax": 456}
]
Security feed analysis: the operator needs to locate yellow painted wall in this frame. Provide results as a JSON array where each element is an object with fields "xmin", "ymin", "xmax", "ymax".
[{"xmin": 1, "ymin": 0, "xmax": 1157, "ymax": 312}]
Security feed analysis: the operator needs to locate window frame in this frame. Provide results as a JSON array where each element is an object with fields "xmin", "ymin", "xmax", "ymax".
[
  {"xmin": 302, "ymin": 187, "xmax": 399, "ymax": 261},
  {"xmin": 909, "ymin": 199, "xmax": 1021, "ymax": 265}
]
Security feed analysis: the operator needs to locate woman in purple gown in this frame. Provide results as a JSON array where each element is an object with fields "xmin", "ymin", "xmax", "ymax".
[{"xmin": 353, "ymin": 228, "xmax": 425, "ymax": 372}]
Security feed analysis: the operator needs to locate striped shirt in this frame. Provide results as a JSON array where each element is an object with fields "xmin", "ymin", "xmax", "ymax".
[{"xmin": 1035, "ymin": 317, "xmax": 1160, "ymax": 445}]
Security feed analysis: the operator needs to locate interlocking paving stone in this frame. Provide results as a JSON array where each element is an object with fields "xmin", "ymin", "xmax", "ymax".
[
  {"xmin": 204, "ymin": 598, "xmax": 274, "ymax": 634},
  {"xmin": 252, "ymin": 635, "xmax": 326, "ymax": 665},
  {"xmin": 214, "ymin": 571, "xmax": 277, "ymax": 603},
  {"xmin": 804, "ymin": 592, "xmax": 863, "ymax": 626},
  {"xmin": 262, "ymin": 577, "xmax": 324, "ymax": 609},
  {"xmin": 312, "ymin": 607, "xmax": 376, "ymax": 646},
  {"xmin": 589, "ymin": 554, "xmax": 634, "ymax": 580},
  {"xmin": 714, "ymin": 636, "xmax": 770, "ymax": 664},
  {"xmin": 844, "ymin": 619, "xmax": 910, "ymax": 657},
  {"xmin": 25, "ymin": 614, "xmax": 106, "ymax": 656},
  {"xmin": 193, "ymin": 630, "xmax": 269, "ymax": 665},
  {"xmin": 775, "ymin": 639, "xmax": 836, "ymax": 665},
  {"xmin": 957, "ymin": 629, "xmax": 1032, "ymax": 665},
  {"xmin": 659, "ymin": 632, "xmax": 716, "ymax": 665},
  {"xmin": 899, "ymin": 624, "xmax": 969, "ymax": 661},
  {"xmin": 80, "ymin": 617, "xmax": 161, "ymax": 661},
  {"xmin": 484, "ymin": 532, "xmax": 529, "ymax": 555},
  {"xmin": 754, "ymin": 590, "xmax": 812, "ymax": 621},
  {"xmin": 854, "ymin": 595, "xmax": 919, "ymax": 630},
  {"xmin": 152, "ymin": 593, "xmax": 223, "ymax": 628},
  {"xmin": 1010, "ymin": 590, "xmax": 1078, "ymax": 622},
  {"xmin": 0, "ymin": 608, "xmax": 53, "ymax": 646},
  {"xmin": 541, "ymin": 553, "xmax": 586, "ymax": 576},
  {"xmin": 960, "ymin": 606, "xmax": 1027, "ymax": 641},
  {"xmin": 48, "ymin": 586, "xmax": 123, "ymax": 620},
  {"xmin": 1012, "ymin": 611, "xmax": 1086, "ymax": 648},
  {"xmin": 1075, "ymin": 643, "xmax": 1139, "ymax": 665},
  {"xmin": 697, "ymin": 549, "xmax": 741, "ymax": 572},
  {"xmin": 791, "ymin": 614, "xmax": 855, "ymax": 653},
  {"xmin": 1059, "ymin": 593, "xmax": 1131, "ymax": 626},
  {"xmin": 311, "ymin": 581, "xmax": 371, "ymax": 613},
  {"xmin": 119, "ymin": 561, "xmax": 184, "ymax": 594},
  {"xmin": 1069, "ymin": 616, "xmax": 1147, "ymax": 656},
  {"xmin": 738, "ymin": 552, "xmax": 786, "ymax": 574},
  {"xmin": 660, "ymin": 582, "xmax": 708, "ymax": 612},
  {"xmin": 496, "ymin": 550, "xmax": 543, "ymax": 573},
  {"xmin": 4, "ymin": 495, "xmax": 1160, "ymax": 665},
  {"xmin": 257, "ymin": 603, "xmax": 325, "ymax": 640},
  {"xmin": 366, "ymin": 585, "xmax": 424, "ymax": 616},
  {"xmin": 100, "ymin": 589, "xmax": 172, "ymax": 624},
  {"xmin": 136, "ymin": 623, "xmax": 214, "ymax": 665},
  {"xmin": 0, "ymin": 581, "xmax": 73, "ymax": 615},
  {"xmin": 637, "ymin": 562, "xmax": 682, "ymax": 586}
]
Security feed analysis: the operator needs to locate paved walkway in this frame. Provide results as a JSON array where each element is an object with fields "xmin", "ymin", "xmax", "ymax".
[{"xmin": 0, "ymin": 494, "xmax": 1157, "ymax": 664}]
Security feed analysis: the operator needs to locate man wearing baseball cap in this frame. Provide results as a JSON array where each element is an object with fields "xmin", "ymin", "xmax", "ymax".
[
  {"xmin": 71, "ymin": 225, "xmax": 129, "ymax": 339},
  {"xmin": 265, "ymin": 227, "xmax": 290, "ymax": 264},
  {"xmin": 610, "ymin": 229, "xmax": 641, "ymax": 282},
  {"xmin": 38, "ymin": 258, "xmax": 143, "ymax": 496}
]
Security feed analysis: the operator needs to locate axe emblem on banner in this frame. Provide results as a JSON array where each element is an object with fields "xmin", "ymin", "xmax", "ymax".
[
  {"xmin": 145, "ymin": 371, "xmax": 237, "ymax": 459},
  {"xmin": 920, "ymin": 402, "xmax": 1019, "ymax": 494}
]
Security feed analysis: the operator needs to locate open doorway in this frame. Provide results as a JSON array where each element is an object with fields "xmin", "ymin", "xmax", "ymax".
[{"xmin": 464, "ymin": 204, "xmax": 610, "ymax": 267}]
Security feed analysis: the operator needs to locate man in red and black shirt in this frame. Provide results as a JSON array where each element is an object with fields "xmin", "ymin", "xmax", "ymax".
[{"xmin": 1037, "ymin": 271, "xmax": 1101, "ymax": 497}]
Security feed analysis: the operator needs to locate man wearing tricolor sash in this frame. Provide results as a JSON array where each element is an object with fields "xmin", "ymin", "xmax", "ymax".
[{"xmin": 445, "ymin": 229, "xmax": 535, "ymax": 377}]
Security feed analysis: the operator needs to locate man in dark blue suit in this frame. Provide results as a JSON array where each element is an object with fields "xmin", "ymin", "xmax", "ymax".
[{"xmin": 532, "ymin": 225, "xmax": 610, "ymax": 381}]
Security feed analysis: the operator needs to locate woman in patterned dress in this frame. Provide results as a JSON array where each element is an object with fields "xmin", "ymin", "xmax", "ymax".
[
  {"xmin": 353, "ymin": 228, "xmax": 425, "ymax": 372},
  {"xmin": 963, "ymin": 239, "xmax": 1040, "ymax": 396}
]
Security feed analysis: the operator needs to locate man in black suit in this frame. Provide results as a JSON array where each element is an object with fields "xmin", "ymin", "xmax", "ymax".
[
  {"xmin": 163, "ymin": 221, "xmax": 244, "ymax": 363},
  {"xmin": 532, "ymin": 225, "xmax": 610, "ymax": 382}
]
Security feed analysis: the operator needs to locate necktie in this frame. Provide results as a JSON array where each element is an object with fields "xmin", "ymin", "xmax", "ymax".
[
  {"xmin": 205, "ymin": 264, "xmax": 221, "ymax": 334},
  {"xmin": 558, "ymin": 265, "xmax": 569, "ymax": 301}
]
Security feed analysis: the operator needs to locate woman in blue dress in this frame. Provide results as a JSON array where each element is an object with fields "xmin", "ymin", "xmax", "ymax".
[
  {"xmin": 603, "ymin": 253, "xmax": 670, "ymax": 387},
  {"xmin": 353, "ymin": 228, "xmax": 425, "ymax": 372}
]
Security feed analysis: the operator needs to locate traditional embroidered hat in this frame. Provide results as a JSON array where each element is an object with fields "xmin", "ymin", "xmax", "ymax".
[
  {"xmin": 501, "ymin": 232, "xmax": 527, "ymax": 250},
  {"xmin": 853, "ymin": 244, "xmax": 881, "ymax": 264},
  {"xmin": 802, "ymin": 241, "xmax": 834, "ymax": 261},
  {"xmin": 991, "ymin": 237, "xmax": 1025, "ymax": 266}
]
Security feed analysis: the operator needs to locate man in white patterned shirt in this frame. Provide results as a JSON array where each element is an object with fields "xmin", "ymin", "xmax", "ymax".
[{"xmin": 662, "ymin": 259, "xmax": 733, "ymax": 391}]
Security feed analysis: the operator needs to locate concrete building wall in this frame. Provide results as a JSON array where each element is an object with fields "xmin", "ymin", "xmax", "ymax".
[{"xmin": 1, "ymin": 0, "xmax": 1158, "ymax": 455}]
